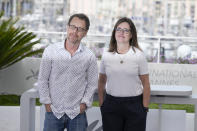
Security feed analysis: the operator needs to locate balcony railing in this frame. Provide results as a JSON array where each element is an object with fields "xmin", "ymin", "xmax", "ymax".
[{"xmin": 31, "ymin": 31, "xmax": 197, "ymax": 63}]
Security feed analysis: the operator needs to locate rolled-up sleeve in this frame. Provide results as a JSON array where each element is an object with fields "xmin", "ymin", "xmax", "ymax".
[
  {"xmin": 81, "ymin": 55, "xmax": 98, "ymax": 107},
  {"xmin": 38, "ymin": 47, "xmax": 52, "ymax": 104}
]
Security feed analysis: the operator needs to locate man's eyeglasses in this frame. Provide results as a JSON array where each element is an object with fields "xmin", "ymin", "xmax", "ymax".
[
  {"xmin": 116, "ymin": 27, "xmax": 130, "ymax": 34},
  {"xmin": 68, "ymin": 25, "xmax": 86, "ymax": 32}
]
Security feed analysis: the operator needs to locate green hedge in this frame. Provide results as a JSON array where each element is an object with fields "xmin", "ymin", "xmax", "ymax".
[
  {"xmin": 0, "ymin": 95, "xmax": 194, "ymax": 113},
  {"xmin": 92, "ymin": 101, "xmax": 194, "ymax": 113}
]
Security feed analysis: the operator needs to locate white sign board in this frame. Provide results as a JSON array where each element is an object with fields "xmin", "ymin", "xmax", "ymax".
[
  {"xmin": 149, "ymin": 63, "xmax": 197, "ymax": 94},
  {"xmin": 0, "ymin": 59, "xmax": 197, "ymax": 95}
]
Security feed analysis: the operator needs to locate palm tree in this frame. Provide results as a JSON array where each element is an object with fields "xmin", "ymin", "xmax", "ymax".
[{"xmin": 0, "ymin": 12, "xmax": 43, "ymax": 70}]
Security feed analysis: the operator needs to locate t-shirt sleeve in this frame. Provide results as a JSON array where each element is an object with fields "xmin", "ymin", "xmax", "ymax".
[
  {"xmin": 138, "ymin": 52, "xmax": 149, "ymax": 75},
  {"xmin": 99, "ymin": 54, "xmax": 106, "ymax": 74}
]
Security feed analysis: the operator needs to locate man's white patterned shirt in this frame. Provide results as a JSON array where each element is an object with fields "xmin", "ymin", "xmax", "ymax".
[{"xmin": 38, "ymin": 42, "xmax": 98, "ymax": 119}]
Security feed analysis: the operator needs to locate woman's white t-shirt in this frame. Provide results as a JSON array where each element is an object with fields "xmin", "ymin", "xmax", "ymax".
[{"xmin": 100, "ymin": 47, "xmax": 149, "ymax": 97}]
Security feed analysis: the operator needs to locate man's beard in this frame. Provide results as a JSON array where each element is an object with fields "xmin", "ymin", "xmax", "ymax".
[{"xmin": 67, "ymin": 34, "xmax": 81, "ymax": 45}]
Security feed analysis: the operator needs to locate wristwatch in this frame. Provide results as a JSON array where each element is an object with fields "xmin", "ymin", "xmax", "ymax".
[{"xmin": 144, "ymin": 107, "xmax": 149, "ymax": 112}]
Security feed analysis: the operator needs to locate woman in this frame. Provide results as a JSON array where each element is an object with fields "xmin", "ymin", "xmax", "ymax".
[{"xmin": 98, "ymin": 17, "xmax": 150, "ymax": 131}]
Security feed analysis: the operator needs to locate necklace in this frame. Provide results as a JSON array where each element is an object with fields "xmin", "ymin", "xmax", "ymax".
[
  {"xmin": 117, "ymin": 47, "xmax": 130, "ymax": 64},
  {"xmin": 118, "ymin": 54, "xmax": 126, "ymax": 64}
]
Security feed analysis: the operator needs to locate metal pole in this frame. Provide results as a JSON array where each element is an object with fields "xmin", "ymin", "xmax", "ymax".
[{"xmin": 157, "ymin": 38, "xmax": 161, "ymax": 63}]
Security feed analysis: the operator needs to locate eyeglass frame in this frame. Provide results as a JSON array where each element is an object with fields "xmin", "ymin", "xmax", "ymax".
[
  {"xmin": 68, "ymin": 24, "xmax": 87, "ymax": 32},
  {"xmin": 115, "ymin": 27, "xmax": 131, "ymax": 34}
]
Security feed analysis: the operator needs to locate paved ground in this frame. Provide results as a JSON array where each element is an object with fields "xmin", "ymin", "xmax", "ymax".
[{"xmin": 0, "ymin": 106, "xmax": 194, "ymax": 131}]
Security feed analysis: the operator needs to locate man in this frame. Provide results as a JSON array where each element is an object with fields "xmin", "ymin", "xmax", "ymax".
[{"xmin": 38, "ymin": 13, "xmax": 98, "ymax": 131}]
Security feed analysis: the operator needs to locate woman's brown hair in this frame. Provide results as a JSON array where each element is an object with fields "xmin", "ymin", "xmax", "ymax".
[{"xmin": 108, "ymin": 17, "xmax": 141, "ymax": 52}]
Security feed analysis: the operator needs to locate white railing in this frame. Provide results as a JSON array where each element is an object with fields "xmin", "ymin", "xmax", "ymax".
[{"xmin": 31, "ymin": 31, "xmax": 197, "ymax": 63}]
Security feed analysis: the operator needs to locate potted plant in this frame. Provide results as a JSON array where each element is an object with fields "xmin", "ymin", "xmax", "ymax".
[{"xmin": 0, "ymin": 11, "xmax": 43, "ymax": 70}]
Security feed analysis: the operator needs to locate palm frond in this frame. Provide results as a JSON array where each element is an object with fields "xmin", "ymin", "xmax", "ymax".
[
  {"xmin": 0, "ymin": 11, "xmax": 43, "ymax": 70},
  {"xmin": 0, "ymin": 49, "xmax": 44, "ymax": 70}
]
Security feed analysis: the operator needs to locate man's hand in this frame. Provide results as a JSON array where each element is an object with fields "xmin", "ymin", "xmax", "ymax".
[
  {"xmin": 45, "ymin": 104, "xmax": 52, "ymax": 112},
  {"xmin": 80, "ymin": 103, "xmax": 87, "ymax": 114}
]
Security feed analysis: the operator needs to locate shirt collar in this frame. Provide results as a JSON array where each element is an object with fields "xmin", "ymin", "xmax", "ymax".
[
  {"xmin": 58, "ymin": 40, "xmax": 84, "ymax": 52},
  {"xmin": 115, "ymin": 46, "xmax": 135, "ymax": 55},
  {"xmin": 76, "ymin": 43, "xmax": 84, "ymax": 52},
  {"xmin": 129, "ymin": 46, "xmax": 136, "ymax": 54}
]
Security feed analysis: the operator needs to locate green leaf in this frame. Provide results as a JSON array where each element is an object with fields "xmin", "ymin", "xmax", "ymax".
[{"xmin": 0, "ymin": 11, "xmax": 43, "ymax": 70}]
